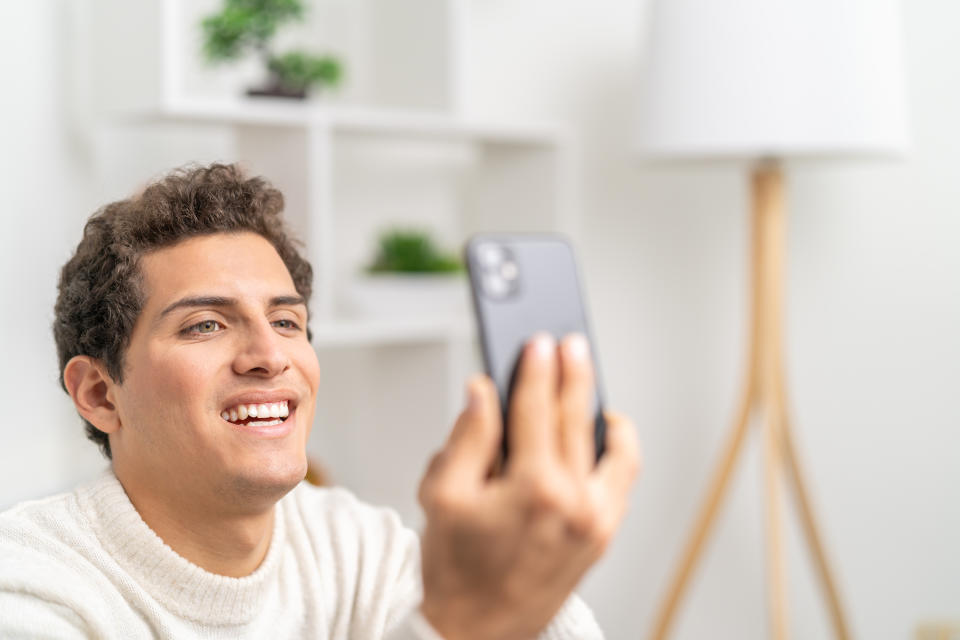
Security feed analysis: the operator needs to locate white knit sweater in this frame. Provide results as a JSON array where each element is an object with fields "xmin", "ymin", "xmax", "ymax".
[{"xmin": 0, "ymin": 470, "xmax": 602, "ymax": 639}]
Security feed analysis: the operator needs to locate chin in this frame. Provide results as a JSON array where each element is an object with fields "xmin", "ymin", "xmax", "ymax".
[{"xmin": 228, "ymin": 456, "xmax": 308, "ymax": 506}]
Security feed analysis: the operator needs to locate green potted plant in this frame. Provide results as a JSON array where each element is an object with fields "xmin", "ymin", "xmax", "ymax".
[
  {"xmin": 365, "ymin": 229, "xmax": 463, "ymax": 275},
  {"xmin": 344, "ymin": 228, "xmax": 469, "ymax": 320},
  {"xmin": 201, "ymin": 0, "xmax": 343, "ymax": 99}
]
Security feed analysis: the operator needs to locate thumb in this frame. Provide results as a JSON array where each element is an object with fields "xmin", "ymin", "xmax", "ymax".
[{"xmin": 441, "ymin": 375, "xmax": 502, "ymax": 483}]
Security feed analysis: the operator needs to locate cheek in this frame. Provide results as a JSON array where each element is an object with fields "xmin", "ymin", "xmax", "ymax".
[
  {"xmin": 165, "ymin": 343, "xmax": 220, "ymax": 388},
  {"xmin": 295, "ymin": 343, "xmax": 321, "ymax": 393},
  {"xmin": 127, "ymin": 344, "xmax": 223, "ymax": 419}
]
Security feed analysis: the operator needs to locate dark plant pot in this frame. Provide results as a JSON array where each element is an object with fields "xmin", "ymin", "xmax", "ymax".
[{"xmin": 245, "ymin": 85, "xmax": 307, "ymax": 100}]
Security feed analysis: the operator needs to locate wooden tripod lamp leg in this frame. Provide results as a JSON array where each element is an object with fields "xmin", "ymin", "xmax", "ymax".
[
  {"xmin": 762, "ymin": 404, "xmax": 790, "ymax": 640},
  {"xmin": 756, "ymin": 163, "xmax": 791, "ymax": 639},
  {"xmin": 648, "ymin": 378, "xmax": 756, "ymax": 640},
  {"xmin": 763, "ymin": 161, "xmax": 851, "ymax": 639},
  {"xmin": 648, "ymin": 161, "xmax": 772, "ymax": 640},
  {"xmin": 778, "ymin": 411, "xmax": 852, "ymax": 639},
  {"xmin": 648, "ymin": 162, "xmax": 850, "ymax": 639}
]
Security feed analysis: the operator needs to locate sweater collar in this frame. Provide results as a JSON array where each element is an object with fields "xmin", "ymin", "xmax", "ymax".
[{"xmin": 77, "ymin": 468, "xmax": 286, "ymax": 626}]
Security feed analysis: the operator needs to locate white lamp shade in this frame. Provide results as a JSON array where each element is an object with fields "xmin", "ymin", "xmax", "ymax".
[{"xmin": 636, "ymin": 0, "xmax": 910, "ymax": 158}]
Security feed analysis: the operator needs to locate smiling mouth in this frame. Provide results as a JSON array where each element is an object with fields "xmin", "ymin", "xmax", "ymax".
[{"xmin": 220, "ymin": 400, "xmax": 291, "ymax": 427}]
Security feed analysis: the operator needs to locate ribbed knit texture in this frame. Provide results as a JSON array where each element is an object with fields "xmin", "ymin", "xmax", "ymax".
[
  {"xmin": 78, "ymin": 472, "xmax": 286, "ymax": 626},
  {"xmin": 0, "ymin": 469, "xmax": 603, "ymax": 639}
]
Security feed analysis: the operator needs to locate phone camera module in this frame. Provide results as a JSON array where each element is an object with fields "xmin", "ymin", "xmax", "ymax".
[{"xmin": 476, "ymin": 243, "xmax": 520, "ymax": 300}]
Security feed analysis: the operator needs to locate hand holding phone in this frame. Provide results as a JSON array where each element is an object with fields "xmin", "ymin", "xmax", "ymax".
[
  {"xmin": 464, "ymin": 234, "xmax": 607, "ymax": 466},
  {"xmin": 417, "ymin": 343, "xmax": 640, "ymax": 639},
  {"xmin": 413, "ymin": 234, "xmax": 641, "ymax": 639}
]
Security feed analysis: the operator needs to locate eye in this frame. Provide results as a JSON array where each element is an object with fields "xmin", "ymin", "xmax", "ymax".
[
  {"xmin": 185, "ymin": 319, "xmax": 222, "ymax": 335},
  {"xmin": 272, "ymin": 318, "xmax": 301, "ymax": 331}
]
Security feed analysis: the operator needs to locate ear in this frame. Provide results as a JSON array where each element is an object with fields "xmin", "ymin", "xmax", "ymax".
[{"xmin": 63, "ymin": 356, "xmax": 122, "ymax": 435}]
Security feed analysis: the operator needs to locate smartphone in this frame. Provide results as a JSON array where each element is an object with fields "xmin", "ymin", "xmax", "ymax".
[{"xmin": 464, "ymin": 233, "xmax": 607, "ymax": 466}]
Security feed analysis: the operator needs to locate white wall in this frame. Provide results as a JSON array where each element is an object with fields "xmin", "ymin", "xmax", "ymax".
[
  {"xmin": 0, "ymin": 1, "xmax": 107, "ymax": 504},
  {"xmin": 2, "ymin": 1, "xmax": 958, "ymax": 639}
]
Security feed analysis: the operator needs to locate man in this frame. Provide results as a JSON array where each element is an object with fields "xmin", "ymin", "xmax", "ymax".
[{"xmin": 0, "ymin": 164, "xmax": 640, "ymax": 638}]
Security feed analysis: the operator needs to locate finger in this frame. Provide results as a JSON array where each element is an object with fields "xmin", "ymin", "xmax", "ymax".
[
  {"xmin": 417, "ymin": 376, "xmax": 502, "ymax": 512},
  {"xmin": 507, "ymin": 333, "xmax": 560, "ymax": 467},
  {"xmin": 583, "ymin": 412, "xmax": 641, "ymax": 554},
  {"xmin": 438, "ymin": 374, "xmax": 502, "ymax": 483},
  {"xmin": 593, "ymin": 411, "xmax": 642, "ymax": 499},
  {"xmin": 558, "ymin": 333, "xmax": 596, "ymax": 475}
]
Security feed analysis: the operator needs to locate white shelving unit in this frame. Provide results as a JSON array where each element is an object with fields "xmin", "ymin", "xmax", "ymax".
[
  {"xmin": 128, "ymin": 100, "xmax": 575, "ymax": 318},
  {"xmin": 75, "ymin": 0, "xmax": 578, "ymax": 524}
]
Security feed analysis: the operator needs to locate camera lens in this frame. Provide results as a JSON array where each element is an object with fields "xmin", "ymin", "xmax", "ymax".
[
  {"xmin": 483, "ymin": 273, "xmax": 508, "ymax": 296},
  {"xmin": 479, "ymin": 244, "xmax": 504, "ymax": 268}
]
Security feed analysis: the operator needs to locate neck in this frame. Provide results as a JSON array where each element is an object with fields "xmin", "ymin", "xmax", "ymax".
[{"xmin": 112, "ymin": 464, "xmax": 277, "ymax": 578}]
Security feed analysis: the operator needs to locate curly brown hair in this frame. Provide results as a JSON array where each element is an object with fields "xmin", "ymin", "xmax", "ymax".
[{"xmin": 54, "ymin": 163, "xmax": 313, "ymax": 459}]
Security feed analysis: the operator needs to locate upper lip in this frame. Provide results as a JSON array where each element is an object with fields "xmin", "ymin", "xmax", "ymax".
[{"xmin": 221, "ymin": 390, "xmax": 299, "ymax": 412}]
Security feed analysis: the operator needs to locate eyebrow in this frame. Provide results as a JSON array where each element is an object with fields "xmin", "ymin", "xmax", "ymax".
[{"xmin": 158, "ymin": 295, "xmax": 307, "ymax": 319}]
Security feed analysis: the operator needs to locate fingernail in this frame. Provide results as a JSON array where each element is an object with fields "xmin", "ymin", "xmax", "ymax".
[
  {"xmin": 564, "ymin": 333, "xmax": 589, "ymax": 361},
  {"xmin": 532, "ymin": 333, "xmax": 556, "ymax": 360}
]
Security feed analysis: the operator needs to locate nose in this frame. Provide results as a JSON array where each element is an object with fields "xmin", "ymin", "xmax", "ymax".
[{"xmin": 233, "ymin": 318, "xmax": 291, "ymax": 378}]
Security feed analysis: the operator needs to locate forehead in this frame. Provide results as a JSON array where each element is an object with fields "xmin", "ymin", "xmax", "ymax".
[{"xmin": 139, "ymin": 232, "xmax": 296, "ymax": 308}]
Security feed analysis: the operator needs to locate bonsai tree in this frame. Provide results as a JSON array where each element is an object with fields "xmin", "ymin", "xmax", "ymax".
[
  {"xmin": 366, "ymin": 229, "xmax": 463, "ymax": 274},
  {"xmin": 201, "ymin": 0, "xmax": 343, "ymax": 98}
]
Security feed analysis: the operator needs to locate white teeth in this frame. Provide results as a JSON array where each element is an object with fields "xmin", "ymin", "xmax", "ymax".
[
  {"xmin": 247, "ymin": 419, "xmax": 282, "ymax": 427},
  {"xmin": 221, "ymin": 400, "xmax": 290, "ymax": 423}
]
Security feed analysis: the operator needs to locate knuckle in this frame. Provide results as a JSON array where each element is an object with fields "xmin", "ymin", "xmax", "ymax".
[
  {"xmin": 593, "ymin": 512, "xmax": 619, "ymax": 550},
  {"xmin": 568, "ymin": 492, "xmax": 603, "ymax": 539},
  {"xmin": 422, "ymin": 481, "xmax": 465, "ymax": 516},
  {"xmin": 418, "ymin": 453, "xmax": 454, "ymax": 510},
  {"xmin": 520, "ymin": 473, "xmax": 570, "ymax": 515}
]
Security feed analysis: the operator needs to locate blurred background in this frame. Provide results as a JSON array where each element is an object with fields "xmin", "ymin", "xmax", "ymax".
[{"xmin": 1, "ymin": 1, "xmax": 958, "ymax": 638}]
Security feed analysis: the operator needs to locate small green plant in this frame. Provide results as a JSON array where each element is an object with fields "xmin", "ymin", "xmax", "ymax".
[
  {"xmin": 267, "ymin": 51, "xmax": 341, "ymax": 92},
  {"xmin": 366, "ymin": 229, "xmax": 463, "ymax": 274},
  {"xmin": 201, "ymin": 0, "xmax": 343, "ymax": 98}
]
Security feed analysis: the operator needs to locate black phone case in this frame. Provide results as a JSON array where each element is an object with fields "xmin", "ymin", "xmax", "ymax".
[{"xmin": 464, "ymin": 233, "xmax": 607, "ymax": 465}]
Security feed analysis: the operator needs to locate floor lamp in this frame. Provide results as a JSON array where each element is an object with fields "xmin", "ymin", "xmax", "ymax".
[{"xmin": 634, "ymin": 1, "xmax": 909, "ymax": 638}]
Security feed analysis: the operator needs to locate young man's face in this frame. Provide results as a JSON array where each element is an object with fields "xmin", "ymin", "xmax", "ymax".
[{"xmin": 108, "ymin": 231, "xmax": 320, "ymax": 510}]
